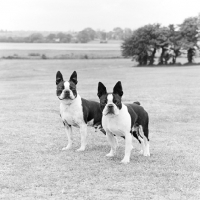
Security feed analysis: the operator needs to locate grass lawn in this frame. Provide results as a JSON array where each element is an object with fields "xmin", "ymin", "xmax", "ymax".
[{"xmin": 0, "ymin": 59, "xmax": 200, "ymax": 199}]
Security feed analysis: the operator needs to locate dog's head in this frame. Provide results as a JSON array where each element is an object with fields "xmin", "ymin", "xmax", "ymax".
[
  {"xmin": 97, "ymin": 81, "xmax": 123, "ymax": 116},
  {"xmin": 56, "ymin": 71, "xmax": 78, "ymax": 101}
]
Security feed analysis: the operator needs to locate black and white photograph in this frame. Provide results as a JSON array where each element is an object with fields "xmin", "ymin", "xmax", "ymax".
[{"xmin": 0, "ymin": 0, "xmax": 200, "ymax": 199}]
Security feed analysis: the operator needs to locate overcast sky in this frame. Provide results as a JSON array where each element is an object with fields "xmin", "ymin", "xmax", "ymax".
[{"xmin": 0, "ymin": 0, "xmax": 200, "ymax": 32}]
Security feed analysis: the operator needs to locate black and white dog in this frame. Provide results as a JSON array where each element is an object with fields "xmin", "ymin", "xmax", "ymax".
[
  {"xmin": 56, "ymin": 71, "xmax": 105, "ymax": 151},
  {"xmin": 97, "ymin": 81, "xmax": 150, "ymax": 164}
]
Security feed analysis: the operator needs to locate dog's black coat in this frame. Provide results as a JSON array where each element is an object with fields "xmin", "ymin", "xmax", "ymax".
[
  {"xmin": 126, "ymin": 102, "xmax": 149, "ymax": 142},
  {"xmin": 81, "ymin": 98, "xmax": 103, "ymax": 125}
]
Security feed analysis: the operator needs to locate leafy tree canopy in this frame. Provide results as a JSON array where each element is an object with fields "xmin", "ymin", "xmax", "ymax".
[{"xmin": 122, "ymin": 14, "xmax": 200, "ymax": 65}]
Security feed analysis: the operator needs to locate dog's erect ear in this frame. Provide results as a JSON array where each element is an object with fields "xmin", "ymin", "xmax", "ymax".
[
  {"xmin": 56, "ymin": 71, "xmax": 64, "ymax": 85},
  {"xmin": 97, "ymin": 82, "xmax": 107, "ymax": 98},
  {"xmin": 69, "ymin": 71, "xmax": 78, "ymax": 85},
  {"xmin": 113, "ymin": 81, "xmax": 123, "ymax": 96}
]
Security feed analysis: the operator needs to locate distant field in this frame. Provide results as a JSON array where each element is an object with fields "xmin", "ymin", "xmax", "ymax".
[
  {"xmin": 0, "ymin": 42, "xmax": 122, "ymax": 59},
  {"xmin": 0, "ymin": 49, "xmax": 122, "ymax": 59},
  {"xmin": 0, "ymin": 42, "xmax": 122, "ymax": 50},
  {"xmin": 1, "ymin": 59, "xmax": 200, "ymax": 199}
]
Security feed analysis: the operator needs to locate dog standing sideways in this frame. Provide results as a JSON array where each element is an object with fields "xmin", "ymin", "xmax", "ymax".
[
  {"xmin": 56, "ymin": 71, "xmax": 105, "ymax": 151},
  {"xmin": 97, "ymin": 81, "xmax": 150, "ymax": 164}
]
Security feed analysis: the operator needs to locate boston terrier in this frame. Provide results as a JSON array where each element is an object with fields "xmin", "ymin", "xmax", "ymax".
[
  {"xmin": 97, "ymin": 81, "xmax": 150, "ymax": 164},
  {"xmin": 56, "ymin": 71, "xmax": 105, "ymax": 151}
]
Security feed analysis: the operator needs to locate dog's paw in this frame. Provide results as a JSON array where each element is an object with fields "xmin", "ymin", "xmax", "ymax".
[
  {"xmin": 139, "ymin": 150, "xmax": 143, "ymax": 155},
  {"xmin": 76, "ymin": 147, "xmax": 85, "ymax": 152},
  {"xmin": 106, "ymin": 149, "xmax": 115, "ymax": 157},
  {"xmin": 143, "ymin": 151, "xmax": 150, "ymax": 157},
  {"xmin": 106, "ymin": 152, "xmax": 115, "ymax": 157},
  {"xmin": 62, "ymin": 145, "xmax": 72, "ymax": 151},
  {"xmin": 120, "ymin": 157, "xmax": 130, "ymax": 164},
  {"xmin": 143, "ymin": 152, "xmax": 150, "ymax": 157}
]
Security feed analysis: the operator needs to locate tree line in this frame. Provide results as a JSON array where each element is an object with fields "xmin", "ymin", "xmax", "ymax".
[
  {"xmin": 0, "ymin": 27, "xmax": 132, "ymax": 43},
  {"xmin": 122, "ymin": 14, "xmax": 200, "ymax": 65}
]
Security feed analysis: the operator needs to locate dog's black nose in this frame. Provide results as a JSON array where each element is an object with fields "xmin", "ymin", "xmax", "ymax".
[
  {"xmin": 107, "ymin": 104, "xmax": 114, "ymax": 108},
  {"xmin": 65, "ymin": 90, "xmax": 70, "ymax": 94}
]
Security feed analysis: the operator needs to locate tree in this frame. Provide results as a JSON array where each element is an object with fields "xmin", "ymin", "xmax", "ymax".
[
  {"xmin": 77, "ymin": 30, "xmax": 90, "ymax": 43},
  {"xmin": 57, "ymin": 32, "xmax": 65, "ymax": 42},
  {"xmin": 56, "ymin": 32, "xmax": 72, "ymax": 43},
  {"xmin": 46, "ymin": 33, "xmax": 56, "ymax": 42},
  {"xmin": 100, "ymin": 31, "xmax": 107, "ymax": 41},
  {"xmin": 122, "ymin": 24, "xmax": 189, "ymax": 65},
  {"xmin": 121, "ymin": 24, "xmax": 161, "ymax": 65},
  {"xmin": 82, "ymin": 28, "xmax": 96, "ymax": 40},
  {"xmin": 179, "ymin": 17, "xmax": 199, "ymax": 63},
  {"xmin": 168, "ymin": 24, "xmax": 183, "ymax": 64},
  {"xmin": 65, "ymin": 34, "xmax": 73, "ymax": 43},
  {"xmin": 106, "ymin": 31, "xmax": 112, "ymax": 40},
  {"xmin": 113, "ymin": 27, "xmax": 124, "ymax": 40},
  {"xmin": 124, "ymin": 28, "xmax": 132, "ymax": 39},
  {"xmin": 76, "ymin": 28, "xmax": 96, "ymax": 43},
  {"xmin": 156, "ymin": 26, "xmax": 171, "ymax": 65},
  {"xmin": 95, "ymin": 30, "xmax": 107, "ymax": 41},
  {"xmin": 27, "ymin": 33, "xmax": 44, "ymax": 43}
]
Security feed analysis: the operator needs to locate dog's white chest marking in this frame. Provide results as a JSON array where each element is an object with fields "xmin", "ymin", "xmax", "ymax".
[
  {"xmin": 60, "ymin": 95, "xmax": 84, "ymax": 128},
  {"xmin": 87, "ymin": 119, "xmax": 94, "ymax": 127},
  {"xmin": 102, "ymin": 104, "xmax": 131, "ymax": 137}
]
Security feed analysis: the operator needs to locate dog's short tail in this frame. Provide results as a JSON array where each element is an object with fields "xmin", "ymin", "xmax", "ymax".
[{"xmin": 133, "ymin": 101, "xmax": 140, "ymax": 105}]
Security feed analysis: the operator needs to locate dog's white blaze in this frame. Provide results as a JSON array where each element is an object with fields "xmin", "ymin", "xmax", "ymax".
[
  {"xmin": 107, "ymin": 94, "xmax": 113, "ymax": 103},
  {"xmin": 64, "ymin": 81, "xmax": 70, "ymax": 89}
]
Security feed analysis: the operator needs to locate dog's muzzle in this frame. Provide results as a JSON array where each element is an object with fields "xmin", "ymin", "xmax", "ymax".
[
  {"xmin": 106, "ymin": 104, "xmax": 115, "ymax": 115},
  {"xmin": 64, "ymin": 90, "xmax": 70, "ymax": 97},
  {"xmin": 58, "ymin": 90, "xmax": 73, "ymax": 100}
]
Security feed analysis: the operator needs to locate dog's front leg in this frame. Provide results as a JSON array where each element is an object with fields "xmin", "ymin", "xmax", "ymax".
[
  {"xmin": 62, "ymin": 125, "xmax": 72, "ymax": 150},
  {"xmin": 106, "ymin": 131, "xmax": 118, "ymax": 157},
  {"xmin": 121, "ymin": 132, "xmax": 133, "ymax": 164},
  {"xmin": 77, "ymin": 124, "xmax": 87, "ymax": 152}
]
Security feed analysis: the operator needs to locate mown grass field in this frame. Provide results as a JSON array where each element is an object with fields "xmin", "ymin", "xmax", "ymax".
[{"xmin": 1, "ymin": 59, "xmax": 200, "ymax": 199}]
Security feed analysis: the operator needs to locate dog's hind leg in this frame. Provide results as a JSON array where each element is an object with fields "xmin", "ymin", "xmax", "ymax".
[
  {"xmin": 62, "ymin": 125, "xmax": 73, "ymax": 150},
  {"xmin": 143, "ymin": 126, "xmax": 150, "ymax": 156},
  {"xmin": 77, "ymin": 124, "xmax": 87, "ymax": 152},
  {"xmin": 139, "ymin": 125, "xmax": 150, "ymax": 156},
  {"xmin": 132, "ymin": 125, "xmax": 145, "ymax": 155}
]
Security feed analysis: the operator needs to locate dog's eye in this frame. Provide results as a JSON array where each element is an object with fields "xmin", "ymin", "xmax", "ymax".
[
  {"xmin": 101, "ymin": 100, "xmax": 107, "ymax": 105},
  {"xmin": 57, "ymin": 88, "xmax": 63, "ymax": 92},
  {"xmin": 57, "ymin": 90, "xmax": 62, "ymax": 96},
  {"xmin": 58, "ymin": 85, "xmax": 64, "ymax": 90},
  {"xmin": 70, "ymin": 86, "xmax": 75, "ymax": 90},
  {"xmin": 113, "ymin": 99, "xmax": 117, "ymax": 104}
]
